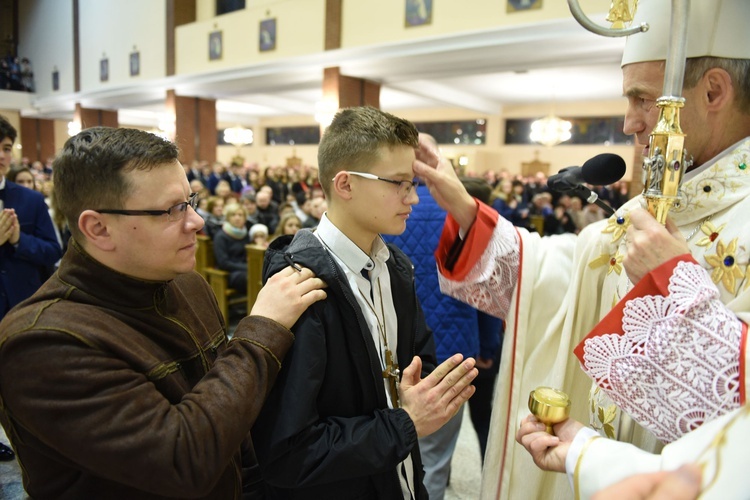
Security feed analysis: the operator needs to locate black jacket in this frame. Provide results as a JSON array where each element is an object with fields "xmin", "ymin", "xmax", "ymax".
[{"xmin": 252, "ymin": 229, "xmax": 436, "ymax": 499}]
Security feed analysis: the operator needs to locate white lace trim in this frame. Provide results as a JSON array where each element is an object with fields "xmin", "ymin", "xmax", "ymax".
[
  {"xmin": 580, "ymin": 261, "xmax": 742, "ymax": 443},
  {"xmin": 437, "ymin": 217, "xmax": 519, "ymax": 318}
]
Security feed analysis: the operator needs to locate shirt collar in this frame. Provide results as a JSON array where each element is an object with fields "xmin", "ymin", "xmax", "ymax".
[
  {"xmin": 0, "ymin": 177, "xmax": 5, "ymax": 190},
  {"xmin": 315, "ymin": 212, "xmax": 390, "ymax": 273}
]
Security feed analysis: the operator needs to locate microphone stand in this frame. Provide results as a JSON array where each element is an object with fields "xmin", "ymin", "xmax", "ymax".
[{"xmin": 571, "ymin": 185, "xmax": 615, "ymax": 218}]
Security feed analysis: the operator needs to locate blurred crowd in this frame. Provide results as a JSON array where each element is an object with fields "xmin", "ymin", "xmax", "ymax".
[
  {"xmin": 479, "ymin": 169, "xmax": 631, "ymax": 236},
  {"xmin": 1, "ymin": 56, "xmax": 34, "ymax": 92}
]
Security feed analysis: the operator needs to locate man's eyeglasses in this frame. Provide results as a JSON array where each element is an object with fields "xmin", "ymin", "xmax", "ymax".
[
  {"xmin": 96, "ymin": 193, "xmax": 199, "ymax": 222},
  {"xmin": 343, "ymin": 171, "xmax": 419, "ymax": 198}
]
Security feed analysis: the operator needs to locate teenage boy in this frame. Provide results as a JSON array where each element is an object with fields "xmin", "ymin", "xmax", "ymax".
[{"xmin": 252, "ymin": 107, "xmax": 478, "ymax": 499}]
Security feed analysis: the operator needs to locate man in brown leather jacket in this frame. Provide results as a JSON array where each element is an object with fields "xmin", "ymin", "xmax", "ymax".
[{"xmin": 0, "ymin": 127, "xmax": 326, "ymax": 499}]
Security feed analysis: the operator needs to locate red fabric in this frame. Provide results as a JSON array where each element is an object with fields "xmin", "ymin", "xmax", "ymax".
[
  {"xmin": 434, "ymin": 200, "xmax": 499, "ymax": 281},
  {"xmin": 496, "ymin": 226, "xmax": 522, "ymax": 500},
  {"xmin": 573, "ymin": 254, "xmax": 698, "ymax": 364},
  {"xmin": 741, "ymin": 322, "xmax": 748, "ymax": 405}
]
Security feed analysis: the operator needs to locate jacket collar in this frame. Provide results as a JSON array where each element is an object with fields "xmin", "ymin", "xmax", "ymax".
[{"xmin": 59, "ymin": 238, "xmax": 172, "ymax": 309}]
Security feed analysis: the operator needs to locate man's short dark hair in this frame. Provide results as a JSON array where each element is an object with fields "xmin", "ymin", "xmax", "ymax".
[{"xmin": 53, "ymin": 127, "xmax": 180, "ymax": 241}]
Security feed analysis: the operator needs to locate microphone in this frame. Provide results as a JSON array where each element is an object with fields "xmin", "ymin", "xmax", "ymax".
[
  {"xmin": 547, "ymin": 154, "xmax": 626, "ymax": 217},
  {"xmin": 547, "ymin": 153, "xmax": 626, "ymax": 191}
]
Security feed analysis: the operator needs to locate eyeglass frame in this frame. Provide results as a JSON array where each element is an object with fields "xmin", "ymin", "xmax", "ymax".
[
  {"xmin": 339, "ymin": 171, "xmax": 419, "ymax": 198},
  {"xmin": 95, "ymin": 192, "xmax": 200, "ymax": 222}
]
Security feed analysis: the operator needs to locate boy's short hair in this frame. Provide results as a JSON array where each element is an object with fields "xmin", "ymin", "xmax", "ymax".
[
  {"xmin": 53, "ymin": 127, "xmax": 179, "ymax": 241},
  {"xmin": 317, "ymin": 107, "xmax": 419, "ymax": 198},
  {"xmin": 0, "ymin": 115, "xmax": 17, "ymax": 143}
]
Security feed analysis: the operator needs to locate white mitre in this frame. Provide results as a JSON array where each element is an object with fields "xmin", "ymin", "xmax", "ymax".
[{"xmin": 621, "ymin": 0, "xmax": 750, "ymax": 66}]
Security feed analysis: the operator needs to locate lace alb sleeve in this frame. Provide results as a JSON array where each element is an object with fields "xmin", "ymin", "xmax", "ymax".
[
  {"xmin": 579, "ymin": 260, "xmax": 744, "ymax": 443},
  {"xmin": 437, "ymin": 216, "xmax": 520, "ymax": 319}
]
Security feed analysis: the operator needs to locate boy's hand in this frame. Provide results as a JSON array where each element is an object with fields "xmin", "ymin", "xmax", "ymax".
[
  {"xmin": 515, "ymin": 414, "xmax": 584, "ymax": 473},
  {"xmin": 399, "ymin": 354, "xmax": 477, "ymax": 437},
  {"xmin": 250, "ymin": 266, "xmax": 326, "ymax": 329},
  {"xmin": 0, "ymin": 209, "xmax": 18, "ymax": 246}
]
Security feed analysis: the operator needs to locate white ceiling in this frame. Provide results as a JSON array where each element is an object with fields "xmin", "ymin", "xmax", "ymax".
[{"xmin": 31, "ymin": 15, "xmax": 629, "ymax": 127}]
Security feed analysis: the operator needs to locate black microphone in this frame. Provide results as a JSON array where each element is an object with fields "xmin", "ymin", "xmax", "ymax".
[
  {"xmin": 547, "ymin": 153, "xmax": 626, "ymax": 191},
  {"xmin": 547, "ymin": 154, "xmax": 626, "ymax": 217}
]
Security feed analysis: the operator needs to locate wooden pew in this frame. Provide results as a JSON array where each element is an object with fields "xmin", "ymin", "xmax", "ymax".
[
  {"xmin": 245, "ymin": 244, "xmax": 266, "ymax": 312},
  {"xmin": 196, "ymin": 234, "xmax": 246, "ymax": 323}
]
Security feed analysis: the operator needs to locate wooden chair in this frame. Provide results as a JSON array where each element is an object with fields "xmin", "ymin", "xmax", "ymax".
[
  {"xmin": 245, "ymin": 244, "xmax": 266, "ymax": 312},
  {"xmin": 195, "ymin": 235, "xmax": 214, "ymax": 280}
]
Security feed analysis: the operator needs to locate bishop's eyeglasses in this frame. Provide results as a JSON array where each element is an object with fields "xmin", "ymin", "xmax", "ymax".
[
  {"xmin": 95, "ymin": 192, "xmax": 199, "ymax": 222},
  {"xmin": 343, "ymin": 171, "xmax": 419, "ymax": 198}
]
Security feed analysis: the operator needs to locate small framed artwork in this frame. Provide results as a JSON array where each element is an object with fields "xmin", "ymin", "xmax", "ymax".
[
  {"xmin": 129, "ymin": 51, "xmax": 140, "ymax": 77},
  {"xmin": 405, "ymin": 0, "xmax": 432, "ymax": 27},
  {"xmin": 507, "ymin": 0, "xmax": 542, "ymax": 13},
  {"xmin": 259, "ymin": 18, "xmax": 276, "ymax": 52},
  {"xmin": 52, "ymin": 68, "xmax": 59, "ymax": 91},
  {"xmin": 209, "ymin": 30, "xmax": 223, "ymax": 61},
  {"xmin": 100, "ymin": 58, "xmax": 109, "ymax": 82}
]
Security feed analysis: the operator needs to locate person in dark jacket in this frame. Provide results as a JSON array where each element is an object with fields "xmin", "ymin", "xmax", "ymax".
[
  {"xmin": 253, "ymin": 107, "xmax": 478, "ymax": 499},
  {"xmin": 213, "ymin": 203, "xmax": 250, "ymax": 292},
  {"xmin": 0, "ymin": 127, "xmax": 326, "ymax": 499}
]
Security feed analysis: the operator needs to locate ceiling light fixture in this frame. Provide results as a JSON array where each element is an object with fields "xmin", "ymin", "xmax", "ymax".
[{"xmin": 529, "ymin": 114, "xmax": 572, "ymax": 147}]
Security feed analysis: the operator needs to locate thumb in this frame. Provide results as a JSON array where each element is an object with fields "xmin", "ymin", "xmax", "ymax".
[
  {"xmin": 400, "ymin": 356, "xmax": 422, "ymax": 387},
  {"xmin": 413, "ymin": 158, "xmax": 437, "ymax": 182},
  {"xmin": 664, "ymin": 216, "xmax": 684, "ymax": 241}
]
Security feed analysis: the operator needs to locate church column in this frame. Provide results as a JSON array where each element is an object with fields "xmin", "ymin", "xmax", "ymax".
[
  {"xmin": 19, "ymin": 117, "xmax": 55, "ymax": 163},
  {"xmin": 74, "ymin": 103, "xmax": 118, "ymax": 129},
  {"xmin": 320, "ymin": 0, "xmax": 380, "ymax": 125},
  {"xmin": 166, "ymin": 90, "xmax": 216, "ymax": 166}
]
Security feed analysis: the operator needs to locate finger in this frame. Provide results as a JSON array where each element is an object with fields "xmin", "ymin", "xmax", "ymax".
[
  {"xmin": 648, "ymin": 464, "xmax": 702, "ymax": 500},
  {"xmin": 628, "ymin": 207, "xmax": 660, "ymax": 230},
  {"xmin": 591, "ymin": 471, "xmax": 667, "ymax": 500},
  {"xmin": 664, "ymin": 216, "xmax": 684, "ymax": 241},
  {"xmin": 400, "ymin": 356, "xmax": 422, "ymax": 386},
  {"xmin": 424, "ymin": 353, "xmax": 464, "ymax": 388},
  {"xmin": 413, "ymin": 158, "xmax": 438, "ymax": 180},
  {"xmin": 444, "ymin": 385, "xmax": 475, "ymax": 416},
  {"xmin": 435, "ymin": 357, "xmax": 476, "ymax": 392}
]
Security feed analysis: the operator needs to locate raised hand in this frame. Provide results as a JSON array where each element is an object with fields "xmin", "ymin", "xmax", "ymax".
[{"xmin": 399, "ymin": 353, "xmax": 478, "ymax": 437}]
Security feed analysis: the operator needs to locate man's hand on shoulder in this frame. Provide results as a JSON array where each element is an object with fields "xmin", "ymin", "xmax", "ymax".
[
  {"xmin": 399, "ymin": 353, "xmax": 477, "ymax": 437},
  {"xmin": 250, "ymin": 266, "xmax": 327, "ymax": 329}
]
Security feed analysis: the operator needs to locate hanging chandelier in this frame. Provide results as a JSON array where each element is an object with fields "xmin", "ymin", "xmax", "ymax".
[{"xmin": 529, "ymin": 114, "xmax": 572, "ymax": 147}]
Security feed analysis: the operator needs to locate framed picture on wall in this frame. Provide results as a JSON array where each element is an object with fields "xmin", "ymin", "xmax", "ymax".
[
  {"xmin": 52, "ymin": 69, "xmax": 59, "ymax": 91},
  {"xmin": 259, "ymin": 18, "xmax": 276, "ymax": 52},
  {"xmin": 130, "ymin": 51, "xmax": 140, "ymax": 77},
  {"xmin": 405, "ymin": 0, "xmax": 432, "ymax": 27},
  {"xmin": 507, "ymin": 0, "xmax": 542, "ymax": 13},
  {"xmin": 100, "ymin": 58, "xmax": 109, "ymax": 82},
  {"xmin": 209, "ymin": 30, "xmax": 223, "ymax": 60}
]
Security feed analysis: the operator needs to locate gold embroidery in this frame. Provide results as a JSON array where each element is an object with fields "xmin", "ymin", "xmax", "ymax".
[
  {"xmin": 695, "ymin": 221, "xmax": 726, "ymax": 248},
  {"xmin": 588, "ymin": 251, "xmax": 623, "ymax": 275},
  {"xmin": 704, "ymin": 238, "xmax": 745, "ymax": 294},
  {"xmin": 590, "ymin": 387, "xmax": 618, "ymax": 439},
  {"xmin": 601, "ymin": 213, "xmax": 630, "ymax": 242}
]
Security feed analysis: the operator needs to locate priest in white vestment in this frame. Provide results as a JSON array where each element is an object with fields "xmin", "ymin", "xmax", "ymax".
[{"xmin": 412, "ymin": 1, "xmax": 750, "ymax": 498}]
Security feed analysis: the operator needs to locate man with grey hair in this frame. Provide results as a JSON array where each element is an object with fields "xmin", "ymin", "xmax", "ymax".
[{"xmin": 414, "ymin": 0, "xmax": 750, "ymax": 498}]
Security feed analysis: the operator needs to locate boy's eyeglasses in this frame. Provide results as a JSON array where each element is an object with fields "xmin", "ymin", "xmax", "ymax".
[
  {"xmin": 96, "ymin": 193, "xmax": 199, "ymax": 222},
  {"xmin": 343, "ymin": 171, "xmax": 419, "ymax": 198}
]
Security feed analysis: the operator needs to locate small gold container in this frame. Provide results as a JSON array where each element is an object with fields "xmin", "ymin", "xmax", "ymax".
[{"xmin": 528, "ymin": 387, "xmax": 571, "ymax": 434}]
